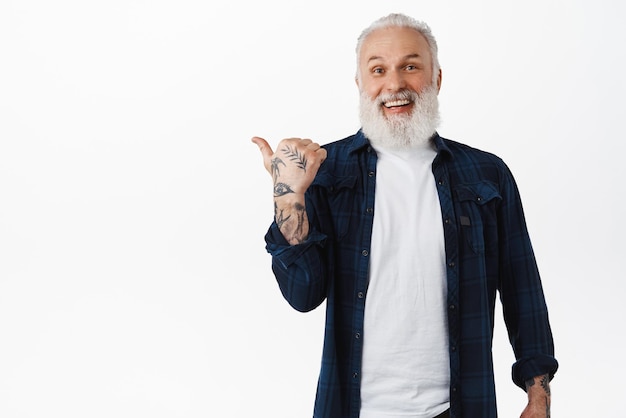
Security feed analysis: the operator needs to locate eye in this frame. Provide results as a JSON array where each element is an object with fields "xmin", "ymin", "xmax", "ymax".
[
  {"xmin": 405, "ymin": 65, "xmax": 417, "ymax": 71},
  {"xmin": 274, "ymin": 182, "xmax": 294, "ymax": 197},
  {"xmin": 372, "ymin": 67, "xmax": 384, "ymax": 74}
]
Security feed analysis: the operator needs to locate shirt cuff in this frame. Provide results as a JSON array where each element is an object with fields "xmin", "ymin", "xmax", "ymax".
[
  {"xmin": 264, "ymin": 222, "xmax": 327, "ymax": 269},
  {"xmin": 512, "ymin": 355, "xmax": 559, "ymax": 390}
]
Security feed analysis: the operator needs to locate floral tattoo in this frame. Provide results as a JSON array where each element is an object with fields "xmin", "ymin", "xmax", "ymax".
[{"xmin": 281, "ymin": 145, "xmax": 307, "ymax": 171}]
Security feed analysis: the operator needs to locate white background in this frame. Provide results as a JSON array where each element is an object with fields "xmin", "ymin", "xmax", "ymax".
[{"xmin": 1, "ymin": 0, "xmax": 624, "ymax": 417}]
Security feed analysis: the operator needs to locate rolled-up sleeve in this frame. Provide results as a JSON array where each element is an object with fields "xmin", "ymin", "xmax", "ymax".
[
  {"xmin": 496, "ymin": 163, "xmax": 558, "ymax": 389},
  {"xmin": 265, "ymin": 223, "xmax": 329, "ymax": 312}
]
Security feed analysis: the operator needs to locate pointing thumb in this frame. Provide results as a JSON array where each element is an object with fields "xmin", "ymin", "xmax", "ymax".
[{"xmin": 251, "ymin": 136, "xmax": 274, "ymax": 174}]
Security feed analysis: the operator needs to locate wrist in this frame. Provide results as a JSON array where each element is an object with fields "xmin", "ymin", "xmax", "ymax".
[{"xmin": 274, "ymin": 193, "xmax": 305, "ymax": 206}]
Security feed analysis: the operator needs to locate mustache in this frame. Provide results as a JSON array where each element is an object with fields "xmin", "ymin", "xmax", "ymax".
[{"xmin": 375, "ymin": 89, "xmax": 419, "ymax": 104}]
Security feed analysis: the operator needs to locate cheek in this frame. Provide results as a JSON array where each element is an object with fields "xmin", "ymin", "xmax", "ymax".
[
  {"xmin": 414, "ymin": 73, "xmax": 435, "ymax": 90},
  {"xmin": 362, "ymin": 82, "xmax": 382, "ymax": 100},
  {"xmin": 404, "ymin": 81, "xmax": 424, "ymax": 94}
]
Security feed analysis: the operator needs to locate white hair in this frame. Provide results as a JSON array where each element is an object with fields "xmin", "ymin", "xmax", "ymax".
[{"xmin": 355, "ymin": 13, "xmax": 440, "ymax": 85}]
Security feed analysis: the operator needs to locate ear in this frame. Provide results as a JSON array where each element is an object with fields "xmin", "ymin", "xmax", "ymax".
[
  {"xmin": 436, "ymin": 69, "xmax": 442, "ymax": 93},
  {"xmin": 355, "ymin": 75, "xmax": 360, "ymax": 89}
]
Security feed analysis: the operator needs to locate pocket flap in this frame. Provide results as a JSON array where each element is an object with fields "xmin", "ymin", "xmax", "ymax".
[
  {"xmin": 455, "ymin": 181, "xmax": 501, "ymax": 205},
  {"xmin": 311, "ymin": 173, "xmax": 357, "ymax": 193}
]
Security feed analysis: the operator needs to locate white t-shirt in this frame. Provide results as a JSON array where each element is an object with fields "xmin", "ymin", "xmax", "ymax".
[{"xmin": 360, "ymin": 143, "xmax": 450, "ymax": 418}]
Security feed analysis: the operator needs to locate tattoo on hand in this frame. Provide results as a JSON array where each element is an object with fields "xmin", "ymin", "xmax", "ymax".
[
  {"xmin": 271, "ymin": 157, "xmax": 286, "ymax": 182},
  {"xmin": 274, "ymin": 182, "xmax": 295, "ymax": 197},
  {"xmin": 281, "ymin": 145, "xmax": 307, "ymax": 171}
]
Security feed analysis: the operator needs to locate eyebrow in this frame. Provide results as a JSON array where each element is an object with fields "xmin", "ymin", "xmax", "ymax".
[{"xmin": 367, "ymin": 53, "xmax": 423, "ymax": 64}]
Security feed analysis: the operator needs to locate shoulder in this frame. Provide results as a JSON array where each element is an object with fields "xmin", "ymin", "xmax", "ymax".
[
  {"xmin": 315, "ymin": 131, "xmax": 367, "ymax": 175},
  {"xmin": 321, "ymin": 132, "xmax": 364, "ymax": 155},
  {"xmin": 440, "ymin": 136, "xmax": 506, "ymax": 166},
  {"xmin": 436, "ymin": 136, "xmax": 521, "ymax": 197},
  {"xmin": 440, "ymin": 136, "xmax": 512, "ymax": 175}
]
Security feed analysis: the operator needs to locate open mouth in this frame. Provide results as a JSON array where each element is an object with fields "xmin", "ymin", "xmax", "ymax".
[{"xmin": 383, "ymin": 99, "xmax": 412, "ymax": 108}]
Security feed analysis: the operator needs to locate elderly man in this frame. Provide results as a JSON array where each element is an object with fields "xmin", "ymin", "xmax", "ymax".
[{"xmin": 252, "ymin": 13, "xmax": 557, "ymax": 418}]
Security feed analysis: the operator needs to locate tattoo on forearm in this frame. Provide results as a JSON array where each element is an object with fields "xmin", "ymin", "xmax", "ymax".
[
  {"xmin": 275, "ymin": 202, "xmax": 291, "ymax": 229},
  {"xmin": 540, "ymin": 374, "xmax": 551, "ymax": 397},
  {"xmin": 525, "ymin": 374, "xmax": 551, "ymax": 396},
  {"xmin": 275, "ymin": 201, "xmax": 308, "ymax": 244},
  {"xmin": 542, "ymin": 373, "xmax": 552, "ymax": 417},
  {"xmin": 526, "ymin": 374, "xmax": 551, "ymax": 417},
  {"xmin": 281, "ymin": 145, "xmax": 307, "ymax": 171},
  {"xmin": 274, "ymin": 182, "xmax": 295, "ymax": 197},
  {"xmin": 293, "ymin": 202, "xmax": 306, "ymax": 240}
]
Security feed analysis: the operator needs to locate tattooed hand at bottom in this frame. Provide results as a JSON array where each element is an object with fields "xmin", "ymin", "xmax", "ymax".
[
  {"xmin": 520, "ymin": 374, "xmax": 551, "ymax": 418},
  {"xmin": 252, "ymin": 136, "xmax": 327, "ymax": 245}
]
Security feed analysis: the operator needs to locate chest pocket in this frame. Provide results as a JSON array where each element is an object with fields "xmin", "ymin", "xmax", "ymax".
[
  {"xmin": 454, "ymin": 181, "xmax": 501, "ymax": 254},
  {"xmin": 310, "ymin": 173, "xmax": 357, "ymax": 241}
]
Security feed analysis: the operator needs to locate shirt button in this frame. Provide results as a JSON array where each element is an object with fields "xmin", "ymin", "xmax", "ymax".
[
  {"xmin": 444, "ymin": 218, "xmax": 450, "ymax": 224},
  {"xmin": 476, "ymin": 196, "xmax": 482, "ymax": 202},
  {"xmin": 452, "ymin": 386, "xmax": 457, "ymax": 393},
  {"xmin": 357, "ymin": 292, "xmax": 364, "ymax": 299},
  {"xmin": 451, "ymin": 345, "xmax": 457, "ymax": 352},
  {"xmin": 353, "ymin": 372, "xmax": 359, "ymax": 379},
  {"xmin": 368, "ymin": 171, "xmax": 375, "ymax": 177},
  {"xmin": 355, "ymin": 332, "xmax": 361, "ymax": 339},
  {"xmin": 449, "ymin": 304, "xmax": 455, "ymax": 310},
  {"xmin": 362, "ymin": 250, "xmax": 369, "ymax": 257},
  {"xmin": 448, "ymin": 261, "xmax": 455, "ymax": 268},
  {"xmin": 366, "ymin": 207, "xmax": 373, "ymax": 214},
  {"xmin": 438, "ymin": 179, "xmax": 445, "ymax": 186}
]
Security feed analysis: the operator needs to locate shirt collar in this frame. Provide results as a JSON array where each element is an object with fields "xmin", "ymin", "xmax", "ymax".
[
  {"xmin": 349, "ymin": 129, "xmax": 453, "ymax": 159},
  {"xmin": 347, "ymin": 129, "xmax": 371, "ymax": 154},
  {"xmin": 432, "ymin": 133, "xmax": 453, "ymax": 159}
]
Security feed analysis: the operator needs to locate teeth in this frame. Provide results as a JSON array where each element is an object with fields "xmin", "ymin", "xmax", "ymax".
[{"xmin": 384, "ymin": 99, "xmax": 410, "ymax": 108}]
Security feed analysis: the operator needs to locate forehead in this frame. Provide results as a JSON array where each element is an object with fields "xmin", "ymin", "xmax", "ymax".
[{"xmin": 360, "ymin": 26, "xmax": 432, "ymax": 63}]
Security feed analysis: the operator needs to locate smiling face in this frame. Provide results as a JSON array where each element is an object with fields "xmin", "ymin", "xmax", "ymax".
[{"xmin": 357, "ymin": 26, "xmax": 441, "ymax": 117}]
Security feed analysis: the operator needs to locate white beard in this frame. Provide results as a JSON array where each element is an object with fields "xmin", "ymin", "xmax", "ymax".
[{"xmin": 359, "ymin": 85, "xmax": 440, "ymax": 149}]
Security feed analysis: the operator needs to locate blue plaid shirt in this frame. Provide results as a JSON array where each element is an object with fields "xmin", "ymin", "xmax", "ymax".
[{"xmin": 265, "ymin": 131, "xmax": 557, "ymax": 418}]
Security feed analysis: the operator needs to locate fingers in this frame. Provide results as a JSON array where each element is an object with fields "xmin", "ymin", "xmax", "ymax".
[
  {"xmin": 318, "ymin": 147, "xmax": 327, "ymax": 164},
  {"xmin": 283, "ymin": 138, "xmax": 321, "ymax": 152},
  {"xmin": 253, "ymin": 136, "xmax": 322, "ymax": 154},
  {"xmin": 251, "ymin": 136, "xmax": 274, "ymax": 160},
  {"xmin": 251, "ymin": 136, "xmax": 275, "ymax": 175},
  {"xmin": 252, "ymin": 136, "xmax": 326, "ymax": 170}
]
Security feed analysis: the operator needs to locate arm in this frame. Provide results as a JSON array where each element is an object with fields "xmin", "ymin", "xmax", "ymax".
[
  {"xmin": 253, "ymin": 136, "xmax": 330, "ymax": 312},
  {"xmin": 521, "ymin": 374, "xmax": 551, "ymax": 418},
  {"xmin": 495, "ymin": 163, "xmax": 558, "ymax": 414}
]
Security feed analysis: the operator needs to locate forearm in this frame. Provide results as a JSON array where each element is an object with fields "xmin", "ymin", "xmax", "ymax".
[
  {"xmin": 274, "ymin": 193, "xmax": 309, "ymax": 245},
  {"xmin": 522, "ymin": 374, "xmax": 551, "ymax": 417}
]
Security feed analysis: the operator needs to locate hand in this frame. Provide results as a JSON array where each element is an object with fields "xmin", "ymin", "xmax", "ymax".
[
  {"xmin": 520, "ymin": 401, "xmax": 549, "ymax": 418},
  {"xmin": 251, "ymin": 136, "xmax": 327, "ymax": 195}
]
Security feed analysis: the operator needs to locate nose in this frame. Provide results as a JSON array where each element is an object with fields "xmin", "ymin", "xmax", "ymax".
[{"xmin": 386, "ymin": 69, "xmax": 407, "ymax": 92}]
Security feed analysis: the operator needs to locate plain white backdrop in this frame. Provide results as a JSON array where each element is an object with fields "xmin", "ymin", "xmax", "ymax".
[{"xmin": 1, "ymin": 0, "xmax": 625, "ymax": 416}]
